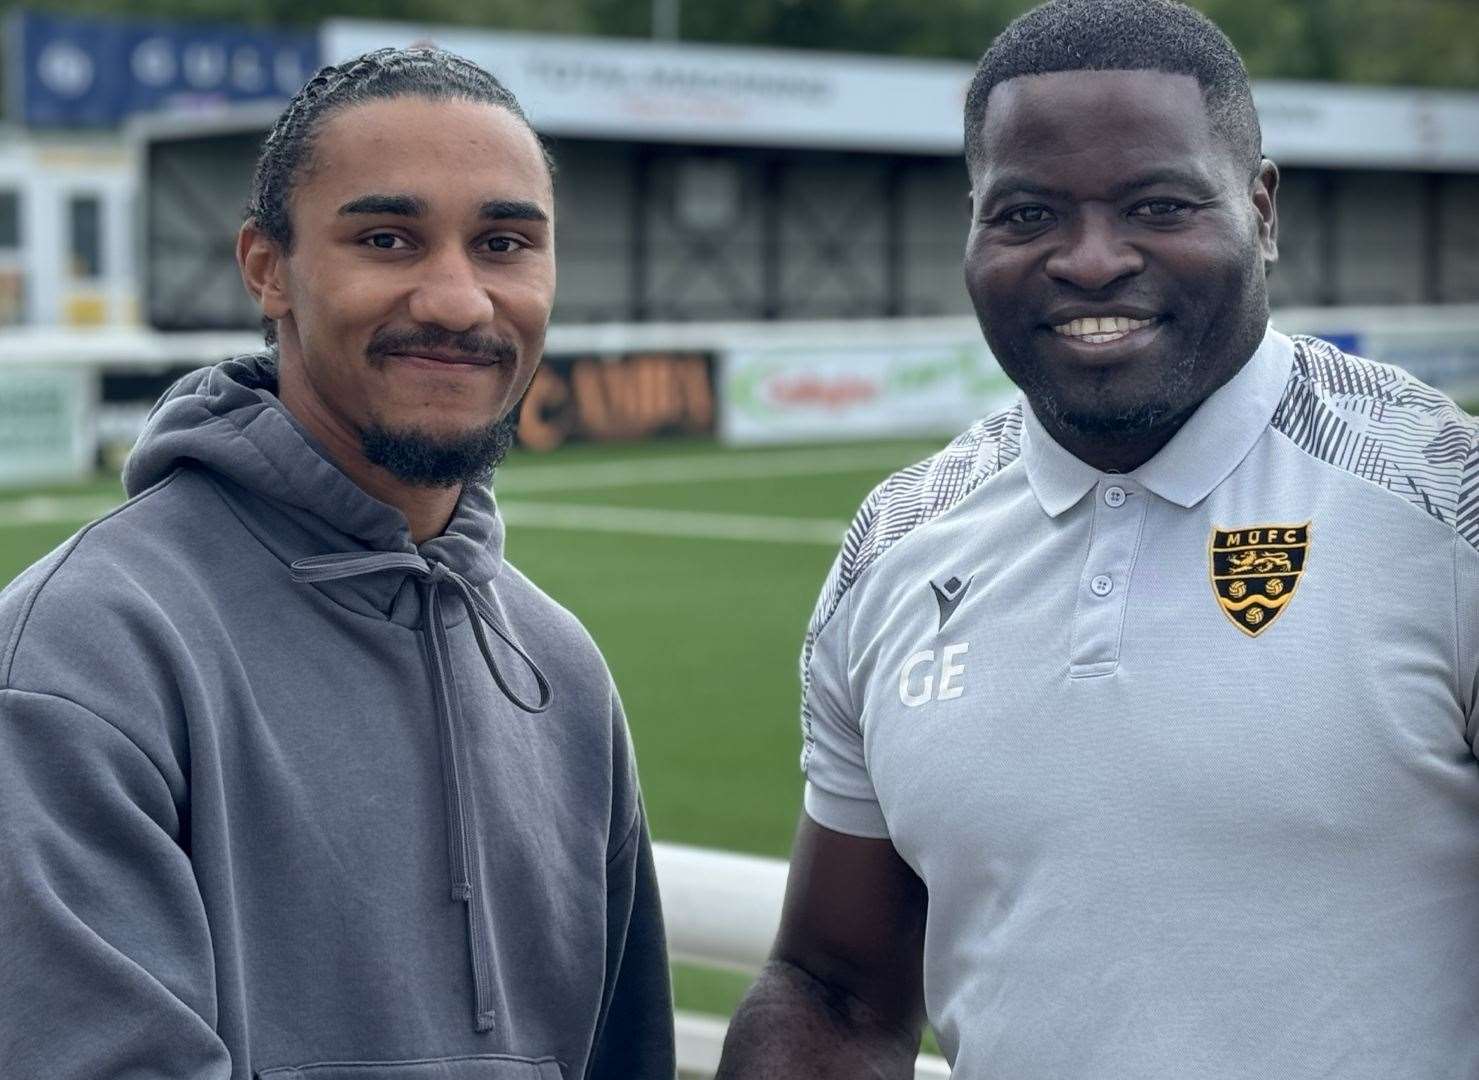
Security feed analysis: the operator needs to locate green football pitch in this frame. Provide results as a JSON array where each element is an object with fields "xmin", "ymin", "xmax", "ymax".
[{"xmin": 0, "ymin": 435, "xmax": 945, "ymax": 1022}]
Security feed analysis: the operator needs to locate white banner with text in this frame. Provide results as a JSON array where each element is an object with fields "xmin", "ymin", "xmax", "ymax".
[{"xmin": 719, "ymin": 341, "xmax": 1018, "ymax": 446}]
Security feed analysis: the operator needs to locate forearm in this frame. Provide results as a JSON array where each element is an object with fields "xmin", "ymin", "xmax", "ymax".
[{"xmin": 715, "ymin": 959, "xmax": 921, "ymax": 1080}]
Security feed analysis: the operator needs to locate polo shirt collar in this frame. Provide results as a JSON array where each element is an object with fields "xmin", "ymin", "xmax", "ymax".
[{"xmin": 1022, "ymin": 325, "xmax": 1294, "ymax": 517}]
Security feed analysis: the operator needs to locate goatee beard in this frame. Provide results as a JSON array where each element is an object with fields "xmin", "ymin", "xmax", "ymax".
[{"xmin": 361, "ymin": 417, "xmax": 517, "ymax": 489}]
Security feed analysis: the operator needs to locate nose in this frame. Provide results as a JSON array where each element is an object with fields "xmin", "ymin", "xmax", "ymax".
[
  {"xmin": 407, "ymin": 246, "xmax": 495, "ymax": 331},
  {"xmin": 1043, "ymin": 209, "xmax": 1144, "ymax": 291}
]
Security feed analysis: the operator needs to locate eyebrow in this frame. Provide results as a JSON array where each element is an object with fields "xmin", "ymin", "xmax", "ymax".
[
  {"xmin": 478, "ymin": 199, "xmax": 549, "ymax": 223},
  {"xmin": 980, "ymin": 168, "xmax": 1216, "ymax": 206},
  {"xmin": 337, "ymin": 193, "xmax": 427, "ymax": 217},
  {"xmin": 336, "ymin": 194, "xmax": 549, "ymax": 224}
]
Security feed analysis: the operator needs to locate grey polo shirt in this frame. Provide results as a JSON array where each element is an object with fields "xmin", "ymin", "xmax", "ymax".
[{"xmin": 801, "ymin": 329, "xmax": 1479, "ymax": 1079}]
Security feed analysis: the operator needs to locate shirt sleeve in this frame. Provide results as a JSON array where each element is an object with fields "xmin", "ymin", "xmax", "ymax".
[
  {"xmin": 1456, "ymin": 536, "xmax": 1479, "ymax": 750},
  {"xmin": 800, "ymin": 553, "xmax": 890, "ymax": 839},
  {"xmin": 0, "ymin": 688, "xmax": 232, "ymax": 1078}
]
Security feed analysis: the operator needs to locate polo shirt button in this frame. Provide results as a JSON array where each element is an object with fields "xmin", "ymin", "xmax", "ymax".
[
  {"xmin": 1104, "ymin": 485, "xmax": 1127, "ymax": 508},
  {"xmin": 1090, "ymin": 574, "xmax": 1114, "ymax": 597}
]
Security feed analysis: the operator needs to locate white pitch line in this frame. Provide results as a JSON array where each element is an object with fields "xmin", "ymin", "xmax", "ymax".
[
  {"xmin": 0, "ymin": 493, "xmax": 847, "ymax": 546},
  {"xmin": 0, "ymin": 494, "xmax": 121, "ymax": 527},
  {"xmin": 500, "ymin": 501, "xmax": 846, "ymax": 545},
  {"xmin": 1, "ymin": 443, "xmax": 929, "ymax": 530},
  {"xmin": 0, "ymin": 493, "xmax": 850, "ymax": 545},
  {"xmin": 495, "ymin": 443, "xmax": 932, "ymax": 493}
]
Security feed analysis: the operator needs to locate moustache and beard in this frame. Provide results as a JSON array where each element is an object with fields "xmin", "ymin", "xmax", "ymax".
[
  {"xmin": 992, "ymin": 234, "xmax": 1269, "ymax": 443},
  {"xmin": 360, "ymin": 326, "xmax": 524, "ymax": 489}
]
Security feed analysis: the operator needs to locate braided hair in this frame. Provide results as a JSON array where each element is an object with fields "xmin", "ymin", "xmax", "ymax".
[
  {"xmin": 248, "ymin": 45, "xmax": 548, "ymax": 252},
  {"xmin": 964, "ymin": 0, "xmax": 1261, "ymax": 179},
  {"xmin": 246, "ymin": 47, "xmax": 551, "ymax": 342}
]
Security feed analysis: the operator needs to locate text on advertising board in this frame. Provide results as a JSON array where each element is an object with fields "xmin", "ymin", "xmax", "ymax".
[
  {"xmin": 15, "ymin": 10, "xmax": 318, "ymax": 128},
  {"xmin": 517, "ymin": 352, "xmax": 715, "ymax": 451}
]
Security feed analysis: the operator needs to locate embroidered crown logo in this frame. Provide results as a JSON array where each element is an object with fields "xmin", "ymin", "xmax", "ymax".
[
  {"xmin": 1209, "ymin": 522, "xmax": 1310, "ymax": 637},
  {"xmin": 930, "ymin": 574, "xmax": 973, "ymax": 630}
]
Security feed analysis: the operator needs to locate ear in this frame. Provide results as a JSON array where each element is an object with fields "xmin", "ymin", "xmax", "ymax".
[
  {"xmin": 1251, "ymin": 158, "xmax": 1279, "ymax": 265},
  {"xmin": 236, "ymin": 220, "xmax": 291, "ymax": 327}
]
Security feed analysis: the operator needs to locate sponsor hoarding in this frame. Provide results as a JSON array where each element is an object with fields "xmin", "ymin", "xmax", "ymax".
[
  {"xmin": 1363, "ymin": 334, "xmax": 1479, "ymax": 402},
  {"xmin": 0, "ymin": 366, "xmax": 96, "ymax": 485},
  {"xmin": 11, "ymin": 9, "xmax": 317, "ymax": 128},
  {"xmin": 76, "ymin": 348, "xmax": 719, "ymax": 458},
  {"xmin": 516, "ymin": 351, "xmax": 716, "ymax": 451},
  {"xmin": 719, "ymin": 341, "xmax": 1017, "ymax": 446},
  {"xmin": 323, "ymin": 19, "xmax": 1479, "ymax": 168},
  {"xmin": 322, "ymin": 19, "xmax": 969, "ymax": 155},
  {"xmin": 1274, "ymin": 310, "xmax": 1479, "ymax": 402}
]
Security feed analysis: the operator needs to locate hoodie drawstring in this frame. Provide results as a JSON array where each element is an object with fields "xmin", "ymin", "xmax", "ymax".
[
  {"xmin": 290, "ymin": 551, "xmax": 551, "ymax": 713},
  {"xmin": 290, "ymin": 550, "xmax": 552, "ymax": 1032}
]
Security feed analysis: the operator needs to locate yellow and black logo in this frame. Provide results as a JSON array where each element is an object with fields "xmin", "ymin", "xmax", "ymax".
[{"xmin": 1209, "ymin": 522, "xmax": 1310, "ymax": 637}]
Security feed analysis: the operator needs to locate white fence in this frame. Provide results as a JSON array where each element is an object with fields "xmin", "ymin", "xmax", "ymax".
[{"xmin": 652, "ymin": 842, "xmax": 951, "ymax": 1078}]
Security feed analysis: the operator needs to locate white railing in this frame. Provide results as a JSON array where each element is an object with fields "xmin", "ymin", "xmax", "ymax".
[{"xmin": 652, "ymin": 842, "xmax": 950, "ymax": 1078}]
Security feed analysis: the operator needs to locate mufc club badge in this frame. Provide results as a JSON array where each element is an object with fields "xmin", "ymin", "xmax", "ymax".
[{"xmin": 1209, "ymin": 522, "xmax": 1310, "ymax": 637}]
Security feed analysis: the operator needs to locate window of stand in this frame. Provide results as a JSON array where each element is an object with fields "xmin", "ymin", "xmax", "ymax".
[
  {"xmin": 0, "ymin": 190, "xmax": 22, "ymax": 325},
  {"xmin": 68, "ymin": 193, "xmax": 103, "ymax": 281}
]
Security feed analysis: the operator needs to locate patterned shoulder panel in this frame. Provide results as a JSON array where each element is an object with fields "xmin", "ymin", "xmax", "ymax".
[
  {"xmin": 1272, "ymin": 334, "xmax": 1479, "ymax": 552},
  {"xmin": 800, "ymin": 403, "xmax": 1023, "ymax": 772},
  {"xmin": 811, "ymin": 402, "xmax": 1025, "ymax": 640}
]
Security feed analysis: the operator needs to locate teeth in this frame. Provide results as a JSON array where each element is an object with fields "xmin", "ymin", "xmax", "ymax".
[{"xmin": 1052, "ymin": 315, "xmax": 1154, "ymax": 339}]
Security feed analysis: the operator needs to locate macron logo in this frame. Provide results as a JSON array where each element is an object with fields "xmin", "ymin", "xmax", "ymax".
[{"xmin": 930, "ymin": 574, "xmax": 973, "ymax": 631}]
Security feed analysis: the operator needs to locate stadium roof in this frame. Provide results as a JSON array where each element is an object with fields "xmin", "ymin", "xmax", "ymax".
[{"xmin": 323, "ymin": 19, "xmax": 1479, "ymax": 170}]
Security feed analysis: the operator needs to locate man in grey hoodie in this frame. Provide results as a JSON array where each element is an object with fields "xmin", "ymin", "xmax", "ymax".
[{"xmin": 0, "ymin": 48, "xmax": 674, "ymax": 1080}]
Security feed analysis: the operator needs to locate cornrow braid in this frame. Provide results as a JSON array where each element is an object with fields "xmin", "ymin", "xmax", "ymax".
[{"xmin": 246, "ymin": 47, "xmax": 550, "ymax": 344}]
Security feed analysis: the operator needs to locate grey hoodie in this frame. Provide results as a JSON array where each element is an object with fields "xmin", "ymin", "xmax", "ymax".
[{"xmin": 0, "ymin": 354, "xmax": 675, "ymax": 1079}]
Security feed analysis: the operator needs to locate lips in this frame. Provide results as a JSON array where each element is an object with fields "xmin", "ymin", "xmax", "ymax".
[
  {"xmin": 368, "ymin": 329, "xmax": 518, "ymax": 369},
  {"xmin": 1050, "ymin": 315, "xmax": 1157, "ymax": 344},
  {"xmin": 389, "ymin": 350, "xmax": 497, "ymax": 367}
]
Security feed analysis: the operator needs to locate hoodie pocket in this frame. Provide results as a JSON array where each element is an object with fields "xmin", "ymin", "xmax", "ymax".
[{"xmin": 255, "ymin": 1055, "xmax": 564, "ymax": 1080}]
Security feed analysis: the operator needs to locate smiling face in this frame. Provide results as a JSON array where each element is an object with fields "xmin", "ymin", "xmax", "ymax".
[
  {"xmin": 964, "ymin": 69, "xmax": 1277, "ymax": 471},
  {"xmin": 241, "ymin": 94, "xmax": 555, "ymax": 486}
]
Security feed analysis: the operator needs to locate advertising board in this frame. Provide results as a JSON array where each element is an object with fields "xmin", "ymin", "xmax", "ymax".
[
  {"xmin": 0, "ymin": 366, "xmax": 96, "ymax": 485},
  {"xmin": 322, "ymin": 19, "xmax": 969, "ymax": 155},
  {"xmin": 517, "ymin": 351, "xmax": 716, "ymax": 451},
  {"xmin": 323, "ymin": 20, "xmax": 1479, "ymax": 169},
  {"xmin": 719, "ymin": 341, "xmax": 1017, "ymax": 446},
  {"xmin": 11, "ymin": 9, "xmax": 317, "ymax": 128},
  {"xmin": 1274, "ymin": 308, "xmax": 1479, "ymax": 403},
  {"xmin": 1362, "ymin": 333, "xmax": 1479, "ymax": 403}
]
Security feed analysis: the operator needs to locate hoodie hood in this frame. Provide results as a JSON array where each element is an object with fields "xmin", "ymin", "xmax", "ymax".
[{"xmin": 123, "ymin": 352, "xmax": 505, "ymax": 590}]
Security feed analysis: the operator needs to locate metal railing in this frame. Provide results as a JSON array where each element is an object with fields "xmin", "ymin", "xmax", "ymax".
[{"xmin": 653, "ymin": 842, "xmax": 950, "ymax": 1078}]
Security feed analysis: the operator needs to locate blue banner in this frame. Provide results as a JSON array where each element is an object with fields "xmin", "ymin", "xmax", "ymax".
[{"xmin": 12, "ymin": 10, "xmax": 319, "ymax": 128}]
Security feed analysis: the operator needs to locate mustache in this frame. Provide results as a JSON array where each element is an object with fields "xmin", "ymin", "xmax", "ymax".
[{"xmin": 366, "ymin": 326, "xmax": 518, "ymax": 365}]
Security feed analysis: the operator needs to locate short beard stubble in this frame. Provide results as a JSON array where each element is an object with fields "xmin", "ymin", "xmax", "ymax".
[
  {"xmin": 361, "ymin": 324, "xmax": 522, "ymax": 488},
  {"xmin": 362, "ymin": 416, "xmax": 517, "ymax": 488}
]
